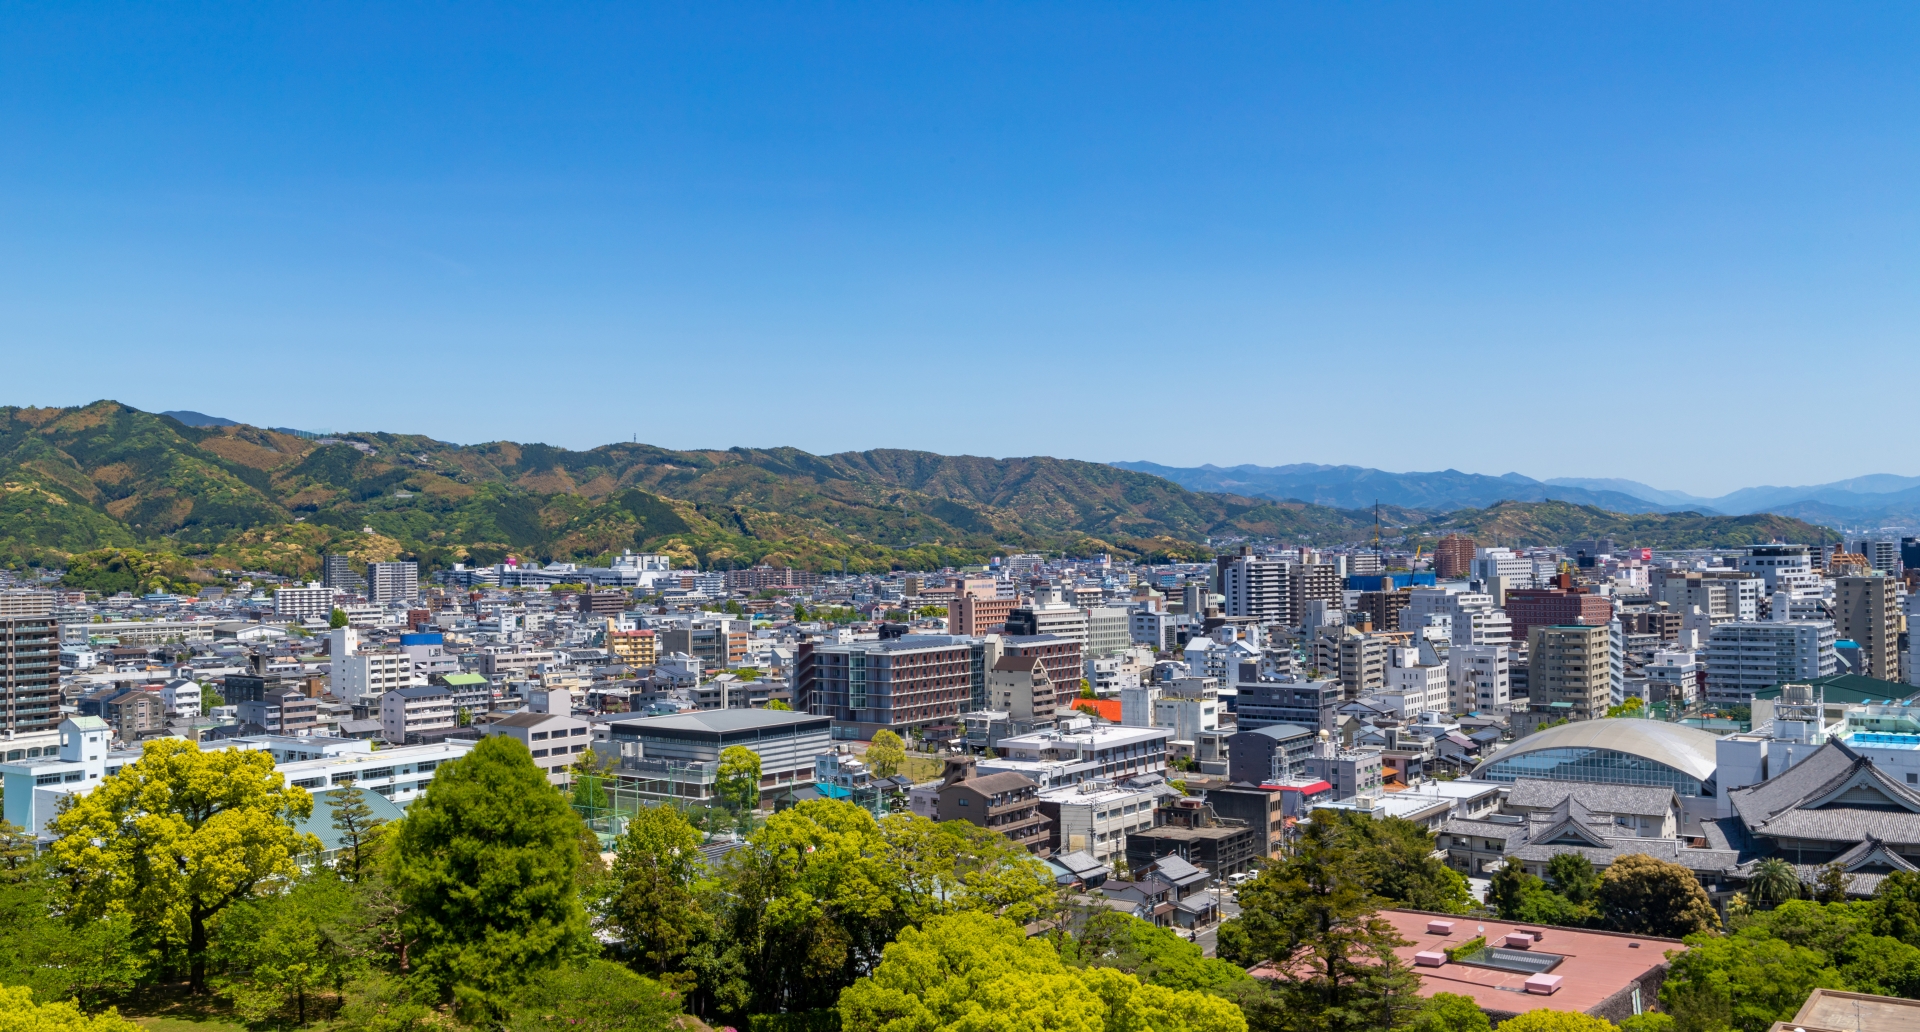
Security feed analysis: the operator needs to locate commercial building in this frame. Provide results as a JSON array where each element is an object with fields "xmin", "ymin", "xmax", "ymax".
[
  {"xmin": 1528, "ymin": 624, "xmax": 1614, "ymax": 723},
  {"xmin": 1004, "ymin": 588, "xmax": 1089, "ymax": 645},
  {"xmin": 366, "ymin": 561, "xmax": 420, "ymax": 607},
  {"xmin": 1038, "ymin": 780, "xmax": 1163, "ymax": 863},
  {"xmin": 1233, "ymin": 676, "xmax": 1341, "ymax": 732},
  {"xmin": 1300, "ymin": 739, "xmax": 1384, "ymax": 800},
  {"xmin": 1471, "ymin": 547, "xmax": 1535, "ymax": 590},
  {"xmin": 796, "ymin": 635, "xmax": 985, "ymax": 737},
  {"xmin": 1703, "ymin": 621, "xmax": 1837, "ymax": 704},
  {"xmin": 1505, "ymin": 583, "xmax": 1614, "ymax": 643},
  {"xmin": 1739, "ymin": 544, "xmax": 1812, "ymax": 589},
  {"xmin": 1, "ymin": 594, "xmax": 60, "ymax": 734},
  {"xmin": 603, "ymin": 708, "xmax": 833, "ymax": 803},
  {"xmin": 660, "ymin": 623, "xmax": 749, "ymax": 670},
  {"xmin": 1083, "ymin": 607, "xmax": 1132, "ymax": 659},
  {"xmin": 1226, "ymin": 723, "xmax": 1315, "ymax": 784},
  {"xmin": 1835, "ymin": 574, "xmax": 1900, "ymax": 682}
]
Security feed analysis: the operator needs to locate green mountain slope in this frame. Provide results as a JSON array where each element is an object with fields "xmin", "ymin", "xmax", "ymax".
[
  {"xmin": 1412, "ymin": 500, "xmax": 1841, "ymax": 550},
  {"xmin": 0, "ymin": 402, "xmax": 1843, "ymax": 577}
]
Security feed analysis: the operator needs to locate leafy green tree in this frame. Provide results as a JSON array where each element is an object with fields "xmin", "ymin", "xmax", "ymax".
[
  {"xmin": 1494, "ymin": 1012, "xmax": 1618, "ymax": 1032},
  {"xmin": 331, "ymin": 608, "xmax": 351, "ymax": 628},
  {"xmin": 0, "ymin": 818, "xmax": 34, "ymax": 878},
  {"xmin": 1814, "ymin": 862, "xmax": 1854, "ymax": 903},
  {"xmin": 1058, "ymin": 910, "xmax": 1252, "ymax": 993},
  {"xmin": 0, "ymin": 986, "xmax": 142, "ymax": 1032},
  {"xmin": 765, "ymin": 699, "xmax": 791, "ymax": 711},
  {"xmin": 1546, "ymin": 852, "xmax": 1600, "ymax": 906},
  {"xmin": 47, "ymin": 737, "xmax": 317, "ymax": 991},
  {"xmin": 1402, "ymin": 992, "xmax": 1490, "ymax": 1032},
  {"xmin": 1232, "ymin": 817, "xmax": 1426, "ymax": 1032},
  {"xmin": 1748, "ymin": 857, "xmax": 1800, "ymax": 906},
  {"xmin": 606, "ymin": 805, "xmax": 707, "ymax": 988},
  {"xmin": 1872, "ymin": 870, "xmax": 1920, "ymax": 944},
  {"xmin": 838, "ymin": 912, "xmax": 1246, "ymax": 1032},
  {"xmin": 389, "ymin": 735, "xmax": 594, "ymax": 1015},
  {"xmin": 1660, "ymin": 931, "xmax": 1843, "ymax": 1032},
  {"xmin": 507, "ymin": 959, "xmax": 684, "ymax": 1032},
  {"xmin": 1309, "ymin": 808, "xmax": 1472, "ymax": 914},
  {"xmin": 1596, "ymin": 853, "xmax": 1720, "ymax": 938},
  {"xmin": 1617, "ymin": 1015, "xmax": 1675, "ymax": 1032},
  {"xmin": 333, "ymin": 971, "xmax": 430, "ymax": 1032},
  {"xmin": 201, "ymin": 689, "xmax": 224, "ymax": 714},
  {"xmin": 570, "ymin": 749, "xmax": 614, "ymax": 814},
  {"xmin": 330, "ymin": 784, "xmax": 391, "ymax": 884},
  {"xmin": 716, "ymin": 745, "xmax": 762, "ymax": 812},
  {"xmin": 213, "ymin": 871, "xmax": 361, "ymax": 1024},
  {"xmin": 866, "ymin": 730, "xmax": 906, "ymax": 780}
]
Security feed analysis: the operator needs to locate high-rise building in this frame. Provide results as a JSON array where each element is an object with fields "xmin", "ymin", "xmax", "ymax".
[
  {"xmin": 1527, "ymin": 624, "xmax": 1612, "ymax": 722},
  {"xmin": 1472, "ymin": 548, "xmax": 1534, "ymax": 589},
  {"xmin": 1219, "ymin": 551, "xmax": 1292, "ymax": 625},
  {"xmin": 1003, "ymin": 590, "xmax": 1089, "ymax": 645},
  {"xmin": 1289, "ymin": 563, "xmax": 1340, "ymax": 625},
  {"xmin": 796, "ymin": 635, "xmax": 987, "ymax": 736},
  {"xmin": 366, "ymin": 561, "xmax": 420, "ymax": 606},
  {"xmin": 1315, "ymin": 629, "xmax": 1393, "ymax": 698},
  {"xmin": 323, "ymin": 554, "xmax": 366, "ymax": 594},
  {"xmin": 274, "ymin": 583, "xmax": 335, "ymax": 621},
  {"xmin": 1448, "ymin": 645, "xmax": 1511, "ymax": 713},
  {"xmin": 1504, "ymin": 583, "xmax": 1613, "ymax": 642},
  {"xmin": 1903, "ymin": 538, "xmax": 1920, "ymax": 574},
  {"xmin": 1834, "ymin": 574, "xmax": 1900, "ymax": 681},
  {"xmin": 0, "ymin": 592, "xmax": 59, "ymax": 734},
  {"xmin": 1434, "ymin": 535, "xmax": 1476, "ymax": 579},
  {"xmin": 1739, "ymin": 545, "xmax": 1813, "ymax": 590},
  {"xmin": 1703, "ymin": 621, "xmax": 1837, "ymax": 704},
  {"xmin": 1082, "ymin": 607, "xmax": 1131, "ymax": 659},
  {"xmin": 1000, "ymin": 634, "xmax": 1085, "ymax": 711},
  {"xmin": 951, "ymin": 594, "xmax": 1018, "ymax": 636},
  {"xmin": 1854, "ymin": 540, "xmax": 1902, "ymax": 574}
]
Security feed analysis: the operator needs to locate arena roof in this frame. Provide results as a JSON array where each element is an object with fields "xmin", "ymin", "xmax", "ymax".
[{"xmin": 1473, "ymin": 718, "xmax": 1720, "ymax": 784}]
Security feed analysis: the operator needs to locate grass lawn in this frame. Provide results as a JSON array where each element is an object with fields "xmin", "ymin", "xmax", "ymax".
[
  {"xmin": 898, "ymin": 754, "xmax": 943, "ymax": 783},
  {"xmin": 132, "ymin": 1017, "xmax": 250, "ymax": 1032}
]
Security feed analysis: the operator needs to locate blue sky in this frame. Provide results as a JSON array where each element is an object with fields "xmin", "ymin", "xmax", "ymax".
[{"xmin": 2, "ymin": 3, "xmax": 1915, "ymax": 495}]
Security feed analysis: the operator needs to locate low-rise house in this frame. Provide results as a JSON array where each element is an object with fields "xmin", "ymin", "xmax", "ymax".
[{"xmin": 938, "ymin": 770, "xmax": 1053, "ymax": 856}]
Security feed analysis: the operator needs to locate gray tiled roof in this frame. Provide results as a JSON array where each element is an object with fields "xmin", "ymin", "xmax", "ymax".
[
  {"xmin": 1507, "ymin": 778, "xmax": 1678, "ymax": 819},
  {"xmin": 1728, "ymin": 738, "xmax": 1920, "ymax": 847}
]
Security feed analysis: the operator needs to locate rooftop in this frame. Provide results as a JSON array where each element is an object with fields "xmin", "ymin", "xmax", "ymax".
[
  {"xmin": 608, "ymin": 708, "xmax": 831, "ymax": 735},
  {"xmin": 1474, "ymin": 718, "xmax": 1719, "ymax": 784},
  {"xmin": 1367, "ymin": 910, "xmax": 1681, "ymax": 1018}
]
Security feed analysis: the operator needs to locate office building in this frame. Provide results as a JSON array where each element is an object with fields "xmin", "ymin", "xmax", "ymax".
[
  {"xmin": 1433, "ymin": 534, "xmax": 1476, "ymax": 579},
  {"xmin": 951, "ymin": 593, "xmax": 1018, "ymax": 636},
  {"xmin": 322, "ymin": 554, "xmax": 366, "ymax": 594},
  {"xmin": 1037, "ymin": 780, "xmax": 1163, "ymax": 862},
  {"xmin": 796, "ymin": 635, "xmax": 985, "ymax": 736},
  {"xmin": 1219, "ymin": 551, "xmax": 1292, "ymax": 625},
  {"xmin": 1835, "ymin": 574, "xmax": 1901, "ymax": 682},
  {"xmin": 604, "ymin": 708, "xmax": 832, "ymax": 803},
  {"xmin": 1404, "ymin": 588, "xmax": 1511, "ymax": 646},
  {"xmin": 1083, "ymin": 607, "xmax": 1132, "ymax": 659},
  {"xmin": 999, "ymin": 634, "xmax": 1085, "ymax": 710},
  {"xmin": 660, "ymin": 623, "xmax": 749, "ymax": 669},
  {"xmin": 1505, "ymin": 581, "xmax": 1613, "ymax": 643},
  {"xmin": 1233, "ymin": 676, "xmax": 1341, "ymax": 732},
  {"xmin": 1905, "ymin": 538, "xmax": 1920, "ymax": 574},
  {"xmin": 366, "ymin": 561, "xmax": 420, "ymax": 606},
  {"xmin": 481, "ymin": 707, "xmax": 593, "ymax": 786},
  {"xmin": 0, "ymin": 593, "xmax": 59, "ymax": 734},
  {"xmin": 1703, "ymin": 621, "xmax": 1838, "ymax": 704},
  {"xmin": 275, "ymin": 583, "xmax": 335, "ymax": 621},
  {"xmin": 1739, "ymin": 544, "xmax": 1813, "ymax": 589},
  {"xmin": 1004, "ymin": 585, "xmax": 1089, "ymax": 645},
  {"xmin": 1527, "ymin": 624, "xmax": 1614, "ymax": 722},
  {"xmin": 1226, "ymin": 722, "xmax": 1316, "ymax": 784},
  {"xmin": 1471, "ymin": 547, "xmax": 1534, "ymax": 590}
]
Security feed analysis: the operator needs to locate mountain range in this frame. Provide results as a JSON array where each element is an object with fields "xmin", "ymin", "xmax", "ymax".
[
  {"xmin": 1116, "ymin": 462, "xmax": 1920, "ymax": 533},
  {"xmin": 0, "ymin": 402, "xmax": 1838, "ymax": 583}
]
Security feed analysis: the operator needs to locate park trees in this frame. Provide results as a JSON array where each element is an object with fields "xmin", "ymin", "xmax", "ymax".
[
  {"xmin": 47, "ymin": 737, "xmax": 317, "ymax": 991},
  {"xmin": 0, "ymin": 986, "xmax": 142, "ymax": 1032},
  {"xmin": 716, "ymin": 745, "xmax": 762, "ymax": 812},
  {"xmin": 605, "ymin": 804, "xmax": 708, "ymax": 989},
  {"xmin": 1596, "ymin": 853, "xmax": 1720, "ymax": 938},
  {"xmin": 865, "ymin": 730, "xmax": 905, "ymax": 780},
  {"xmin": 328, "ymin": 785, "xmax": 390, "ymax": 885},
  {"xmin": 388, "ymin": 734, "xmax": 593, "ymax": 1016}
]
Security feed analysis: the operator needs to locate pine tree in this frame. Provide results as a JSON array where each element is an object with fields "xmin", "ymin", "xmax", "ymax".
[{"xmin": 329, "ymin": 784, "xmax": 389, "ymax": 884}]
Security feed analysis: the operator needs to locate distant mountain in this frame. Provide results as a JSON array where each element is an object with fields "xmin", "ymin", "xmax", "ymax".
[
  {"xmin": 1416, "ymin": 500, "xmax": 1838, "ymax": 550},
  {"xmin": 1112, "ymin": 461, "xmax": 1703, "ymax": 515},
  {"xmin": 160, "ymin": 410, "xmax": 239, "ymax": 428},
  {"xmin": 1541, "ymin": 477, "xmax": 1717, "ymax": 508}
]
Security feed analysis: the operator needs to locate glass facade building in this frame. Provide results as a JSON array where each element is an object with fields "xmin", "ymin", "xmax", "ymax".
[{"xmin": 1477, "ymin": 745, "xmax": 1708, "ymax": 796}]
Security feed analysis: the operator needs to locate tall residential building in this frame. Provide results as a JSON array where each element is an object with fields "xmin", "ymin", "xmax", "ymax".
[
  {"xmin": 1472, "ymin": 548, "xmax": 1534, "ymax": 590},
  {"xmin": 1219, "ymin": 551, "xmax": 1292, "ymax": 625},
  {"xmin": 1314, "ymin": 629, "xmax": 1393, "ymax": 699},
  {"xmin": 1082, "ymin": 607, "xmax": 1132, "ymax": 659},
  {"xmin": 367, "ymin": 561, "xmax": 420, "ymax": 606},
  {"xmin": 1289, "ymin": 563, "xmax": 1341, "ymax": 624},
  {"xmin": 796, "ymin": 635, "xmax": 987, "ymax": 737},
  {"xmin": 275, "ymin": 583, "xmax": 335, "ymax": 621},
  {"xmin": 1528, "ymin": 624, "xmax": 1613, "ymax": 722},
  {"xmin": 1504, "ymin": 584, "xmax": 1613, "ymax": 643},
  {"xmin": 1434, "ymin": 535, "xmax": 1477, "ymax": 580},
  {"xmin": 322, "ymin": 554, "xmax": 366, "ymax": 594},
  {"xmin": 1904, "ymin": 538, "xmax": 1920, "ymax": 574},
  {"xmin": 951, "ymin": 594, "xmax": 1017, "ymax": 636},
  {"xmin": 1448, "ymin": 645, "xmax": 1511, "ymax": 713},
  {"xmin": 0, "ymin": 592, "xmax": 59, "ymax": 734},
  {"xmin": 1855, "ymin": 540, "xmax": 1901, "ymax": 574},
  {"xmin": 1739, "ymin": 545, "xmax": 1813, "ymax": 590},
  {"xmin": 1000, "ymin": 634, "xmax": 1085, "ymax": 711},
  {"xmin": 1402, "ymin": 588, "xmax": 1511, "ymax": 646},
  {"xmin": 1834, "ymin": 574, "xmax": 1900, "ymax": 681},
  {"xmin": 1703, "ymin": 621, "xmax": 1837, "ymax": 704}
]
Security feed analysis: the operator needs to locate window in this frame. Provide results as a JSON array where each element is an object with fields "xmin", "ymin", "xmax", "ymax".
[
  {"xmin": 532, "ymin": 749, "xmax": 549, "ymax": 758},
  {"xmin": 532, "ymin": 731, "xmax": 549, "ymax": 741},
  {"xmin": 1908, "ymin": 772, "xmax": 1917, "ymax": 785},
  {"xmin": 958, "ymin": 798, "xmax": 969, "ymax": 806},
  {"xmin": 35, "ymin": 773, "xmax": 61, "ymax": 786}
]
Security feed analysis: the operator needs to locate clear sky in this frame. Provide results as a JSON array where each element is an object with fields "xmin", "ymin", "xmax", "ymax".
[{"xmin": 2, "ymin": 3, "xmax": 1915, "ymax": 495}]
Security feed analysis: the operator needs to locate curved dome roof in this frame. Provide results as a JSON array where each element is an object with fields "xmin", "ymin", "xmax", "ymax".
[{"xmin": 1473, "ymin": 718, "xmax": 1721, "ymax": 783}]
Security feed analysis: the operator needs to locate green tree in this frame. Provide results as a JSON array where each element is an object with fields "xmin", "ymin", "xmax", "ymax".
[
  {"xmin": 213, "ymin": 871, "xmax": 361, "ymax": 1024},
  {"xmin": 1596, "ymin": 853, "xmax": 1720, "ymax": 938},
  {"xmin": 507, "ymin": 959, "xmax": 684, "ymax": 1032},
  {"xmin": 0, "ymin": 818, "xmax": 34, "ymax": 878},
  {"xmin": 1872, "ymin": 869, "xmax": 1920, "ymax": 944},
  {"xmin": 570, "ymin": 749, "xmax": 614, "ymax": 814},
  {"xmin": 1403, "ymin": 992, "xmax": 1491, "ymax": 1032},
  {"xmin": 47, "ymin": 737, "xmax": 317, "ymax": 991},
  {"xmin": 866, "ymin": 730, "xmax": 906, "ymax": 780},
  {"xmin": 1079, "ymin": 679, "xmax": 1096, "ymax": 699},
  {"xmin": 765, "ymin": 699, "xmax": 791, "ymax": 711},
  {"xmin": 330, "ymin": 784, "xmax": 391, "ymax": 884},
  {"xmin": 716, "ymin": 746, "xmax": 762, "ymax": 812},
  {"xmin": 1814, "ymin": 862, "xmax": 1854, "ymax": 904},
  {"xmin": 1660, "ymin": 930, "xmax": 1843, "ymax": 1032},
  {"xmin": 1232, "ymin": 817, "xmax": 1426, "ymax": 1032},
  {"xmin": 389, "ymin": 735, "xmax": 593, "ymax": 1015},
  {"xmin": 1494, "ymin": 1012, "xmax": 1618, "ymax": 1032},
  {"xmin": 0, "ymin": 986, "xmax": 142, "ymax": 1032},
  {"xmin": 1748, "ymin": 857, "xmax": 1800, "ymax": 907},
  {"xmin": 331, "ymin": 608, "xmax": 351, "ymax": 628},
  {"xmin": 1058, "ymin": 910, "xmax": 1251, "ymax": 993},
  {"xmin": 838, "ymin": 912, "xmax": 1246, "ymax": 1032},
  {"xmin": 1309, "ymin": 808, "xmax": 1471, "ymax": 914},
  {"xmin": 1546, "ymin": 852, "xmax": 1600, "ymax": 906},
  {"xmin": 606, "ymin": 805, "xmax": 707, "ymax": 988},
  {"xmin": 201, "ymin": 690, "xmax": 224, "ymax": 715}
]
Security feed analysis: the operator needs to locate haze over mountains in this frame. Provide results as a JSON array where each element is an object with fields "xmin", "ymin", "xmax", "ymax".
[{"xmin": 1113, "ymin": 462, "xmax": 1920, "ymax": 533}]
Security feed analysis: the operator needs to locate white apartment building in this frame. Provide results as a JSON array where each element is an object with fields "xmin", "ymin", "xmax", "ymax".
[
  {"xmin": 338, "ymin": 651, "xmax": 417, "ymax": 701},
  {"xmin": 1645, "ymin": 650, "xmax": 1701, "ymax": 707},
  {"xmin": 367, "ymin": 562, "xmax": 420, "ymax": 607},
  {"xmin": 275, "ymin": 583, "xmax": 336, "ymax": 621},
  {"xmin": 1703, "ymin": 620, "xmax": 1838, "ymax": 704},
  {"xmin": 278, "ymin": 738, "xmax": 476, "ymax": 804},
  {"xmin": 1083, "ymin": 607, "xmax": 1132, "ymax": 659},
  {"xmin": 379, "ymin": 684, "xmax": 457, "ymax": 744},
  {"xmin": 1038, "ymin": 781, "xmax": 1162, "ymax": 863},
  {"xmin": 1385, "ymin": 647, "xmax": 1450, "ymax": 715},
  {"xmin": 1403, "ymin": 588, "xmax": 1512, "ymax": 646},
  {"xmin": 1448, "ymin": 645, "xmax": 1510, "ymax": 713},
  {"xmin": 1471, "ymin": 548, "xmax": 1534, "ymax": 591},
  {"xmin": 1739, "ymin": 545, "xmax": 1813, "ymax": 590},
  {"xmin": 158, "ymin": 678, "xmax": 202, "ymax": 720},
  {"xmin": 1153, "ymin": 677, "xmax": 1220, "ymax": 742},
  {"xmin": 976, "ymin": 720, "xmax": 1173, "ymax": 789},
  {"xmin": 1220, "ymin": 553, "xmax": 1292, "ymax": 625},
  {"xmin": 480, "ymin": 710, "xmax": 593, "ymax": 786}
]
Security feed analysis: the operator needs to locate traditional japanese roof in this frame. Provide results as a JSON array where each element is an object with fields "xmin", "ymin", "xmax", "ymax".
[
  {"xmin": 1507, "ymin": 778, "xmax": 1679, "ymax": 819},
  {"xmin": 1729, "ymin": 739, "xmax": 1920, "ymax": 848}
]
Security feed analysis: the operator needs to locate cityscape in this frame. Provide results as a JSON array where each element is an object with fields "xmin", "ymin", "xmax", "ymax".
[{"xmin": 6, "ymin": 5, "xmax": 1920, "ymax": 1032}]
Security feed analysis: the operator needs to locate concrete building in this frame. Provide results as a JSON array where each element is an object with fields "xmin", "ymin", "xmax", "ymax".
[
  {"xmin": 1083, "ymin": 606, "xmax": 1132, "ymax": 659},
  {"xmin": 1433, "ymin": 534, "xmax": 1476, "ymax": 579},
  {"xmin": 1315, "ymin": 628, "xmax": 1395, "ymax": 698},
  {"xmin": 977, "ymin": 721, "xmax": 1173, "ymax": 789},
  {"xmin": 0, "ymin": 716, "xmax": 112, "ymax": 836},
  {"xmin": 1703, "ymin": 620, "xmax": 1838, "ymax": 704},
  {"xmin": 1505, "ymin": 583, "xmax": 1614, "ymax": 643},
  {"xmin": 366, "ymin": 561, "xmax": 420, "ymax": 607},
  {"xmin": 1448, "ymin": 645, "xmax": 1510, "ymax": 713},
  {"xmin": 797, "ymin": 635, "xmax": 985, "ymax": 737},
  {"xmin": 1038, "ymin": 780, "xmax": 1163, "ymax": 863},
  {"xmin": 951, "ymin": 594, "xmax": 1018, "ymax": 636},
  {"xmin": 1644, "ymin": 650, "xmax": 1702, "ymax": 707},
  {"xmin": 1529, "ymin": 623, "xmax": 1614, "ymax": 723},
  {"xmin": 275, "ymin": 583, "xmax": 336, "ymax": 621},
  {"xmin": 1471, "ymin": 547, "xmax": 1534, "ymax": 590},
  {"xmin": 1473, "ymin": 717, "xmax": 1721, "ymax": 797},
  {"xmin": 987, "ymin": 655, "xmax": 1056, "ymax": 725},
  {"xmin": 938, "ymin": 770, "xmax": 1052, "ymax": 855},
  {"xmin": 158, "ymin": 678, "xmax": 203, "ymax": 720},
  {"xmin": 338, "ymin": 651, "xmax": 417, "ymax": 700},
  {"xmin": 1226, "ymin": 723, "xmax": 1316, "ymax": 784},
  {"xmin": 1289, "ymin": 563, "xmax": 1342, "ymax": 624},
  {"xmin": 1233, "ymin": 676, "xmax": 1341, "ymax": 732},
  {"xmin": 1219, "ymin": 551, "xmax": 1292, "ymax": 626},
  {"xmin": 1, "ymin": 595, "xmax": 60, "ymax": 734},
  {"xmin": 607, "ymin": 629, "xmax": 659, "ymax": 667},
  {"xmin": 1000, "ymin": 634, "xmax": 1084, "ymax": 711},
  {"xmin": 481, "ymin": 708, "xmax": 593, "ymax": 786},
  {"xmin": 603, "ymin": 708, "xmax": 833, "ymax": 804},
  {"xmin": 322, "ymin": 554, "xmax": 366, "ymax": 594},
  {"xmin": 1835, "ymin": 574, "xmax": 1901, "ymax": 682},
  {"xmin": 379, "ymin": 684, "xmax": 456, "ymax": 744},
  {"xmin": 1385, "ymin": 645, "xmax": 1450, "ymax": 715},
  {"xmin": 1005, "ymin": 587, "xmax": 1089, "ymax": 645},
  {"xmin": 1301, "ymin": 738, "xmax": 1385, "ymax": 801},
  {"xmin": 1739, "ymin": 544, "xmax": 1813, "ymax": 589},
  {"xmin": 238, "ymin": 687, "xmax": 320, "ymax": 736}
]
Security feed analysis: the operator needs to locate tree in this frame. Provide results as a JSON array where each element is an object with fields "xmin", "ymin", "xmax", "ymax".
[
  {"xmin": 765, "ymin": 699, "xmax": 791, "ymax": 711},
  {"xmin": 1546, "ymin": 852, "xmax": 1600, "ymax": 906},
  {"xmin": 570, "ymin": 749, "xmax": 614, "ymax": 814},
  {"xmin": 1058, "ymin": 910, "xmax": 1251, "ymax": 993},
  {"xmin": 838, "ymin": 912, "xmax": 1246, "ymax": 1032},
  {"xmin": 1079, "ymin": 679, "xmax": 1096, "ymax": 699},
  {"xmin": 213, "ymin": 871, "xmax": 360, "ymax": 1024},
  {"xmin": 1873, "ymin": 870, "xmax": 1920, "ymax": 944},
  {"xmin": 1494, "ymin": 1012, "xmax": 1617, "ymax": 1032},
  {"xmin": 1310, "ymin": 808, "xmax": 1471, "ymax": 914},
  {"xmin": 716, "ymin": 745, "xmax": 762, "ymax": 812},
  {"xmin": 866, "ymin": 730, "xmax": 906, "ymax": 780},
  {"xmin": 1660, "ymin": 930, "xmax": 1843, "ymax": 1032},
  {"xmin": 330, "ymin": 784, "xmax": 391, "ymax": 884},
  {"xmin": 1814, "ymin": 862, "xmax": 1854, "ymax": 904},
  {"xmin": 507, "ymin": 960, "xmax": 684, "ymax": 1032},
  {"xmin": 201, "ymin": 690, "xmax": 224, "ymax": 715},
  {"xmin": 1403, "ymin": 992, "xmax": 1490, "ymax": 1032},
  {"xmin": 0, "ymin": 986, "xmax": 142, "ymax": 1032},
  {"xmin": 331, "ymin": 608, "xmax": 351, "ymax": 628},
  {"xmin": 606, "ymin": 805, "xmax": 707, "ymax": 988},
  {"xmin": 47, "ymin": 737, "xmax": 317, "ymax": 991},
  {"xmin": 1596, "ymin": 853, "xmax": 1720, "ymax": 938},
  {"xmin": 0, "ymin": 818, "xmax": 34, "ymax": 879},
  {"xmin": 389, "ymin": 735, "xmax": 593, "ymax": 1015},
  {"xmin": 1749, "ymin": 857, "xmax": 1800, "ymax": 907}
]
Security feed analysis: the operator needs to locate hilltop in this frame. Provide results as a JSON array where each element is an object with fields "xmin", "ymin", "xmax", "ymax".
[
  {"xmin": 0, "ymin": 402, "xmax": 1841, "ymax": 578},
  {"xmin": 1410, "ymin": 499, "xmax": 1840, "ymax": 550}
]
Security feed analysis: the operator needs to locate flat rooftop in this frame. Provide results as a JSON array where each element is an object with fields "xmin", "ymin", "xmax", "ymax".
[
  {"xmin": 608, "ymin": 709, "xmax": 831, "ymax": 735},
  {"xmin": 1376, "ymin": 910, "xmax": 1682, "ymax": 1017}
]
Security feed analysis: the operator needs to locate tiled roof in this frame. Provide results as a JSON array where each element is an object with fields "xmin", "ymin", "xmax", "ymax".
[{"xmin": 1507, "ymin": 778, "xmax": 1678, "ymax": 819}]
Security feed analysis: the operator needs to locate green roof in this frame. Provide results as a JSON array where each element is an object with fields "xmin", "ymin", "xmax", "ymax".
[
  {"xmin": 1752, "ymin": 674, "xmax": 1920, "ymax": 705},
  {"xmin": 295, "ymin": 788, "xmax": 408, "ymax": 853},
  {"xmin": 440, "ymin": 673, "xmax": 488, "ymax": 686}
]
